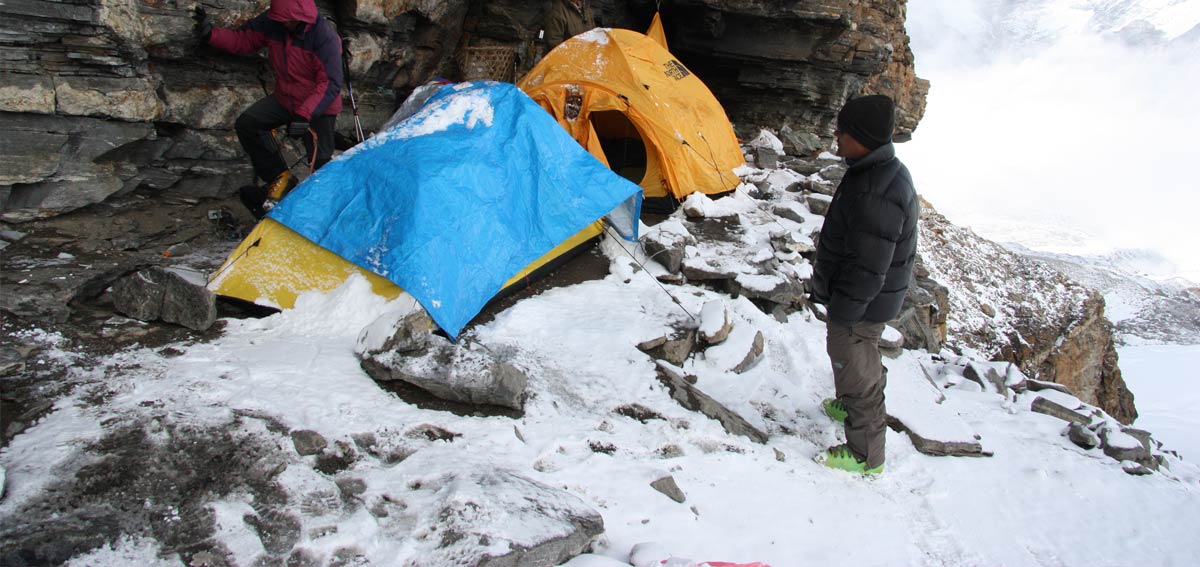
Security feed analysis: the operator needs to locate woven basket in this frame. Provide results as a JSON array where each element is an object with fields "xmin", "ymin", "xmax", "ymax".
[{"xmin": 458, "ymin": 46, "xmax": 516, "ymax": 82}]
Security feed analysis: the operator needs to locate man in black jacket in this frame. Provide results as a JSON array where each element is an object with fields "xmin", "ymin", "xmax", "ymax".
[{"xmin": 810, "ymin": 95, "xmax": 919, "ymax": 475}]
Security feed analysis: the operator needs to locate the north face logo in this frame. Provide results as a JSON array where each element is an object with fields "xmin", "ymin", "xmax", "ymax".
[{"xmin": 663, "ymin": 60, "xmax": 691, "ymax": 80}]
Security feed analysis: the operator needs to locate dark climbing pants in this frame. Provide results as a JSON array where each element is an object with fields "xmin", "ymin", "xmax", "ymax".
[
  {"xmin": 826, "ymin": 320, "xmax": 888, "ymax": 469},
  {"xmin": 234, "ymin": 95, "xmax": 336, "ymax": 184}
]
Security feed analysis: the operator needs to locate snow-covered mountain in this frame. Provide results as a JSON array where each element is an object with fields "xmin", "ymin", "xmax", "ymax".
[{"xmin": 1006, "ymin": 245, "xmax": 1200, "ymax": 345}]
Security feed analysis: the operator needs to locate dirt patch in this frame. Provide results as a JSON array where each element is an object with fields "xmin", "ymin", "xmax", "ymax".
[{"xmin": 0, "ymin": 418, "xmax": 298, "ymax": 567}]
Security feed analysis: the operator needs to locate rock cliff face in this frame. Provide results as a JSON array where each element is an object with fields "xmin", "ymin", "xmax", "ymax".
[
  {"xmin": 918, "ymin": 200, "xmax": 1137, "ymax": 423},
  {"xmin": 0, "ymin": 0, "xmax": 924, "ymax": 220},
  {"xmin": 656, "ymin": 0, "xmax": 928, "ymax": 140}
]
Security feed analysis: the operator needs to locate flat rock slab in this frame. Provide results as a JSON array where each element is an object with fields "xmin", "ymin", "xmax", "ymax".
[
  {"xmin": 1030, "ymin": 396, "xmax": 1090, "ymax": 425},
  {"xmin": 886, "ymin": 358, "xmax": 987, "ymax": 457},
  {"xmin": 655, "ymin": 362, "xmax": 768, "ymax": 444}
]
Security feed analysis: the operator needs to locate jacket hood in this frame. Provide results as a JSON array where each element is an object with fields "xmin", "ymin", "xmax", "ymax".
[{"xmin": 268, "ymin": 0, "xmax": 317, "ymax": 24}]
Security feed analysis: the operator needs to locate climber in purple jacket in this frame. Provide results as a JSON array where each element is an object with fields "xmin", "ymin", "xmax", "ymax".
[{"xmin": 193, "ymin": 0, "xmax": 343, "ymax": 218}]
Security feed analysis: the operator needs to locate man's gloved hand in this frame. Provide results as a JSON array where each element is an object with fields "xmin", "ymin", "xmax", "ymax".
[
  {"xmin": 286, "ymin": 115, "xmax": 311, "ymax": 138},
  {"xmin": 193, "ymin": 6, "xmax": 212, "ymax": 42}
]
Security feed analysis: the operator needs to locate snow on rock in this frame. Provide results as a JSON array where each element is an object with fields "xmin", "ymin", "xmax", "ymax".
[
  {"xmin": 699, "ymin": 300, "xmax": 732, "ymax": 345},
  {"xmin": 885, "ymin": 357, "xmax": 985, "ymax": 457},
  {"xmin": 746, "ymin": 129, "xmax": 784, "ymax": 153},
  {"xmin": 642, "ymin": 218, "xmax": 696, "ymax": 275},
  {"xmin": 681, "ymin": 192, "xmax": 740, "ymax": 219},
  {"xmin": 880, "ymin": 325, "xmax": 904, "ymax": 349},
  {"xmin": 397, "ymin": 466, "xmax": 604, "ymax": 566}
]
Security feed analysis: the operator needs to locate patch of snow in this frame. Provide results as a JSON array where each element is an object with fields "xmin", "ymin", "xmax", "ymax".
[{"xmin": 747, "ymin": 130, "xmax": 784, "ymax": 153}]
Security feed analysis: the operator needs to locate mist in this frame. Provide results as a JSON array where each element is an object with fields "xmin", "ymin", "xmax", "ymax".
[{"xmin": 898, "ymin": 0, "xmax": 1200, "ymax": 280}]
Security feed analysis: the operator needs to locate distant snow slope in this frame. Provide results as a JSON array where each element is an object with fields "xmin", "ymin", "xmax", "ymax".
[{"xmin": 1010, "ymin": 244, "xmax": 1200, "ymax": 345}]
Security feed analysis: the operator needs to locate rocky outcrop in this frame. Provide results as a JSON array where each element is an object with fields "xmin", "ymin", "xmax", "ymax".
[
  {"xmin": 918, "ymin": 200, "xmax": 1138, "ymax": 423},
  {"xmin": 1, "ymin": 0, "xmax": 925, "ymax": 219},
  {"xmin": 658, "ymin": 0, "xmax": 928, "ymax": 141}
]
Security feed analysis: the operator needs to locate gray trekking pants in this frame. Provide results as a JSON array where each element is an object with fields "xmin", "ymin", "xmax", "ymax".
[{"xmin": 826, "ymin": 320, "xmax": 888, "ymax": 469}]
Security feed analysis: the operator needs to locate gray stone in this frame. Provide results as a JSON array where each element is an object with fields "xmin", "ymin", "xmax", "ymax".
[
  {"xmin": 778, "ymin": 124, "xmax": 822, "ymax": 156},
  {"xmin": 805, "ymin": 193, "xmax": 832, "ymax": 216},
  {"xmin": 681, "ymin": 258, "xmax": 739, "ymax": 281},
  {"xmin": 1099, "ymin": 426, "xmax": 1155, "ymax": 467},
  {"xmin": 886, "ymin": 416, "xmax": 988, "ymax": 457},
  {"xmin": 878, "ymin": 326, "xmax": 904, "ymax": 350},
  {"xmin": 754, "ymin": 146, "xmax": 779, "ymax": 169},
  {"xmin": 369, "ymin": 310, "xmax": 435, "ymax": 354},
  {"xmin": 730, "ymin": 331, "xmax": 766, "ymax": 374},
  {"xmin": 1122, "ymin": 461, "xmax": 1154, "ymax": 476},
  {"xmin": 769, "ymin": 229, "xmax": 814, "ymax": 256},
  {"xmin": 637, "ymin": 329, "xmax": 697, "ymax": 366},
  {"xmin": 410, "ymin": 468, "xmax": 604, "ymax": 567},
  {"xmin": 1025, "ymin": 379, "xmax": 1075, "ymax": 396},
  {"xmin": 360, "ymin": 338, "xmax": 528, "ymax": 410},
  {"xmin": 1120, "ymin": 427, "xmax": 1154, "ymax": 452},
  {"xmin": 1030, "ymin": 397, "xmax": 1090, "ymax": 425},
  {"xmin": 109, "ymin": 267, "xmax": 216, "ymax": 331},
  {"xmin": 642, "ymin": 225, "xmax": 694, "ymax": 274},
  {"xmin": 963, "ymin": 363, "xmax": 1006, "ymax": 394},
  {"xmin": 656, "ymin": 362, "xmax": 768, "ymax": 443},
  {"xmin": 771, "ymin": 202, "xmax": 808, "ymax": 224},
  {"xmin": 291, "ymin": 430, "xmax": 329, "ymax": 457},
  {"xmin": 650, "ymin": 475, "xmax": 686, "ymax": 503},
  {"xmin": 1067, "ymin": 423, "xmax": 1100, "ymax": 449}
]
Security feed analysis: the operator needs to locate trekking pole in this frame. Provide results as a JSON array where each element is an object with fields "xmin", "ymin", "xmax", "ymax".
[{"xmin": 341, "ymin": 36, "xmax": 365, "ymax": 143}]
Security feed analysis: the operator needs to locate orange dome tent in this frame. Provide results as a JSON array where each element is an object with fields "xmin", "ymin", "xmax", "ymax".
[{"xmin": 518, "ymin": 28, "xmax": 744, "ymax": 208}]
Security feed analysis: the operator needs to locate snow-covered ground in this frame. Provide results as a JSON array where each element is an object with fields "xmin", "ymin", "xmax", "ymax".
[
  {"xmin": 1119, "ymin": 345, "xmax": 1200, "ymax": 461},
  {"xmin": 4, "ymin": 173, "xmax": 1200, "ymax": 566}
]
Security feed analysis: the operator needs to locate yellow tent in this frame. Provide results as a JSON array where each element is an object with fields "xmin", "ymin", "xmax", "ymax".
[
  {"xmin": 518, "ymin": 28, "xmax": 744, "ymax": 205},
  {"xmin": 646, "ymin": 12, "xmax": 668, "ymax": 49},
  {"xmin": 208, "ymin": 217, "xmax": 602, "ymax": 310}
]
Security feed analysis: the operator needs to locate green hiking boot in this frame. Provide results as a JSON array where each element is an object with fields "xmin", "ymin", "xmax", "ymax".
[
  {"xmin": 819, "ymin": 444, "xmax": 883, "ymax": 475},
  {"xmin": 822, "ymin": 397, "xmax": 848, "ymax": 423}
]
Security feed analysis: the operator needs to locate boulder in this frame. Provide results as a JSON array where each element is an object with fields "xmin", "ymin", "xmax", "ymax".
[
  {"xmin": 805, "ymin": 193, "xmax": 833, "ymax": 216},
  {"xmin": 642, "ymin": 219, "xmax": 694, "ymax": 274},
  {"xmin": 109, "ymin": 267, "xmax": 217, "ymax": 331},
  {"xmin": 405, "ymin": 468, "xmax": 604, "ymax": 567},
  {"xmin": 778, "ymin": 124, "xmax": 822, "ymax": 156},
  {"xmin": 754, "ymin": 146, "xmax": 780, "ymax": 169},
  {"xmin": 360, "ymin": 337, "xmax": 528, "ymax": 411},
  {"xmin": 1100, "ymin": 425, "xmax": 1154, "ymax": 469},
  {"xmin": 1067, "ymin": 423, "xmax": 1099, "ymax": 450}
]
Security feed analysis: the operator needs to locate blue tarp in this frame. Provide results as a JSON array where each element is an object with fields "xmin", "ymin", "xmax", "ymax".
[{"xmin": 269, "ymin": 82, "xmax": 642, "ymax": 338}]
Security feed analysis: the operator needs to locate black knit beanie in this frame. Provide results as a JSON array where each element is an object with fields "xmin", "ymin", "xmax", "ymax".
[{"xmin": 837, "ymin": 95, "xmax": 895, "ymax": 150}]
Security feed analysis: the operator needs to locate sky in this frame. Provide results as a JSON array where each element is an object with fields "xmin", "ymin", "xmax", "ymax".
[{"xmin": 899, "ymin": 0, "xmax": 1200, "ymax": 281}]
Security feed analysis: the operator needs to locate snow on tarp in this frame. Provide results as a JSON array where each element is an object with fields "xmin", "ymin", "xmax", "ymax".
[{"xmin": 268, "ymin": 82, "xmax": 642, "ymax": 338}]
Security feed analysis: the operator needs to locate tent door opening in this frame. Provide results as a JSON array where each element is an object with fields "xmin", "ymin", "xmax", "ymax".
[{"xmin": 592, "ymin": 110, "xmax": 648, "ymax": 186}]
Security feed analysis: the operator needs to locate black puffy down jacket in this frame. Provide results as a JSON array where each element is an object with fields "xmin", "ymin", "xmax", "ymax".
[{"xmin": 811, "ymin": 143, "xmax": 920, "ymax": 324}]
